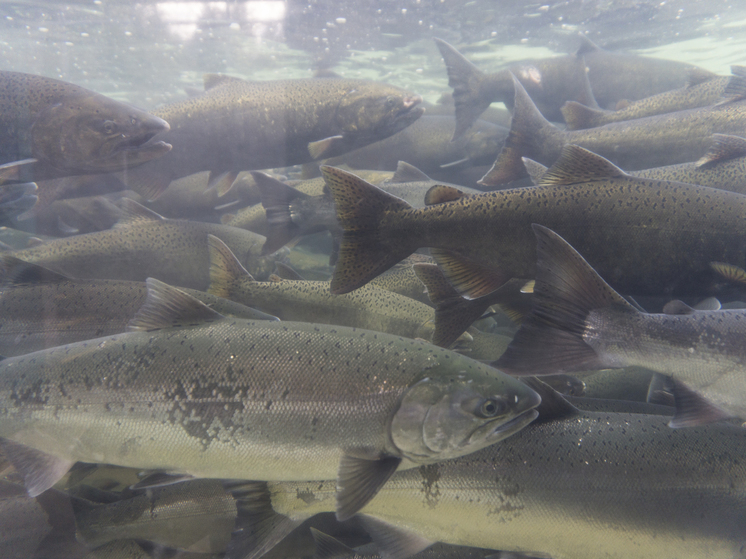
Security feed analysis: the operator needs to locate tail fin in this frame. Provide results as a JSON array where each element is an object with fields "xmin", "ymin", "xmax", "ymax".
[
  {"xmin": 434, "ymin": 38, "xmax": 496, "ymax": 141},
  {"xmin": 321, "ymin": 166, "xmax": 416, "ymax": 295},
  {"xmin": 561, "ymin": 101, "xmax": 611, "ymax": 130},
  {"xmin": 479, "ymin": 76, "xmax": 562, "ymax": 187},
  {"xmin": 494, "ymin": 224, "xmax": 637, "ymax": 375},
  {"xmin": 253, "ymin": 171, "xmax": 308, "ymax": 255}
]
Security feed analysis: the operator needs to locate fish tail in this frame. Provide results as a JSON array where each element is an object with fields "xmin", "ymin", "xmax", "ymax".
[
  {"xmin": 494, "ymin": 224, "xmax": 637, "ymax": 375},
  {"xmin": 561, "ymin": 101, "xmax": 611, "ymax": 130},
  {"xmin": 253, "ymin": 171, "xmax": 306, "ymax": 255},
  {"xmin": 479, "ymin": 76, "xmax": 561, "ymax": 187},
  {"xmin": 413, "ymin": 262, "xmax": 493, "ymax": 348},
  {"xmin": 321, "ymin": 166, "xmax": 415, "ymax": 295},
  {"xmin": 434, "ymin": 38, "xmax": 497, "ymax": 141}
]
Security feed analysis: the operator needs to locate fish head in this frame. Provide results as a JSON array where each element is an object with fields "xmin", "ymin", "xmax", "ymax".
[
  {"xmin": 390, "ymin": 364, "xmax": 540, "ymax": 463},
  {"xmin": 334, "ymin": 84, "xmax": 424, "ymax": 150},
  {"xmin": 30, "ymin": 92, "xmax": 171, "ymax": 174}
]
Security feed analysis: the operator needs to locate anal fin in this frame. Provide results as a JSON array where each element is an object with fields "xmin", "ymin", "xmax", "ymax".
[
  {"xmin": 668, "ymin": 380, "xmax": 733, "ymax": 428},
  {"xmin": 430, "ymin": 249, "xmax": 508, "ymax": 299}
]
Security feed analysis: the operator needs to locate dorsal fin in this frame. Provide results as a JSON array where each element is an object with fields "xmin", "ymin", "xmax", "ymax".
[
  {"xmin": 115, "ymin": 198, "xmax": 166, "ymax": 227},
  {"xmin": 207, "ymin": 234, "xmax": 255, "ymax": 299},
  {"xmin": 389, "ymin": 161, "xmax": 432, "ymax": 183},
  {"xmin": 696, "ymin": 134, "xmax": 746, "ymax": 167},
  {"xmin": 424, "ymin": 185, "xmax": 466, "ymax": 205},
  {"xmin": 538, "ymin": 145, "xmax": 628, "ymax": 186},
  {"xmin": 358, "ymin": 515, "xmax": 432, "ymax": 559},
  {"xmin": 127, "ymin": 278, "xmax": 225, "ymax": 332},
  {"xmin": 576, "ymin": 34, "xmax": 602, "ymax": 56},
  {"xmin": 718, "ymin": 73, "xmax": 746, "ymax": 104},
  {"xmin": 687, "ymin": 67, "xmax": 718, "ymax": 87},
  {"xmin": 310, "ymin": 528, "xmax": 356, "ymax": 559},
  {"xmin": 522, "ymin": 377, "xmax": 581, "ymax": 423},
  {"xmin": 203, "ymin": 73, "xmax": 244, "ymax": 90},
  {"xmin": 0, "ymin": 255, "xmax": 72, "ymax": 286}
]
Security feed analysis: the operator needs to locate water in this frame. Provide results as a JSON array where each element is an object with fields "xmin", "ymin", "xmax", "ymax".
[{"xmin": 2, "ymin": 1, "xmax": 746, "ymax": 558}]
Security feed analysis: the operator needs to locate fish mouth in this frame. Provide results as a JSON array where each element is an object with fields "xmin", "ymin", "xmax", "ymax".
[
  {"xmin": 115, "ymin": 133, "xmax": 172, "ymax": 157},
  {"xmin": 471, "ymin": 408, "xmax": 539, "ymax": 445}
]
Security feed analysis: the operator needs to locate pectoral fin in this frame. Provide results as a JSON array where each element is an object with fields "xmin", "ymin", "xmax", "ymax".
[
  {"xmin": 0, "ymin": 158, "xmax": 38, "ymax": 183},
  {"xmin": 0, "ymin": 439, "xmax": 74, "ymax": 497},
  {"xmin": 309, "ymin": 136, "xmax": 345, "ymax": 159},
  {"xmin": 336, "ymin": 454, "xmax": 401, "ymax": 521}
]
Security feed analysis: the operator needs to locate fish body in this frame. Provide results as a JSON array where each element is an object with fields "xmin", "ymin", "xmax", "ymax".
[
  {"xmin": 562, "ymin": 71, "xmax": 733, "ymax": 130},
  {"xmin": 496, "ymin": 225, "xmax": 746, "ymax": 426},
  {"xmin": 0, "ymin": 279, "xmax": 539, "ymax": 520},
  {"xmin": 323, "ymin": 147, "xmax": 746, "ymax": 299},
  {"xmin": 263, "ymin": 389, "xmax": 746, "ymax": 559},
  {"xmin": 7, "ymin": 200, "xmax": 269, "ymax": 290},
  {"xmin": 0, "ymin": 259, "xmax": 275, "ymax": 356},
  {"xmin": 207, "ymin": 236, "xmax": 441, "ymax": 342},
  {"xmin": 324, "ymin": 115, "xmax": 508, "ymax": 175},
  {"xmin": 121, "ymin": 75, "xmax": 423, "ymax": 197},
  {"xmin": 481, "ymin": 76, "xmax": 746, "ymax": 186},
  {"xmin": 0, "ymin": 71, "xmax": 170, "ymax": 192},
  {"xmin": 75, "ymin": 479, "xmax": 237, "ymax": 552},
  {"xmin": 435, "ymin": 37, "xmax": 700, "ymax": 139}
]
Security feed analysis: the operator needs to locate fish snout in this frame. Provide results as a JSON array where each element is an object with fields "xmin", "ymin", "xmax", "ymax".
[{"xmin": 402, "ymin": 94, "xmax": 423, "ymax": 109}]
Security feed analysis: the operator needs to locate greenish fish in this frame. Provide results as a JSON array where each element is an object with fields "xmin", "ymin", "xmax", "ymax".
[
  {"xmin": 75, "ymin": 479, "xmax": 237, "ymax": 553},
  {"xmin": 119, "ymin": 74, "xmax": 423, "ymax": 198},
  {"xmin": 0, "ymin": 71, "xmax": 171, "ymax": 195},
  {"xmin": 481, "ymin": 75, "xmax": 746, "ymax": 186},
  {"xmin": 0, "ymin": 256, "xmax": 276, "ymax": 357},
  {"xmin": 561, "ymin": 67, "xmax": 741, "ymax": 130},
  {"xmin": 0, "ymin": 278, "xmax": 540, "ymax": 522},
  {"xmin": 207, "ymin": 235, "xmax": 471, "ymax": 346},
  {"xmin": 246, "ymin": 382, "xmax": 746, "ymax": 559},
  {"xmin": 495, "ymin": 224, "xmax": 746, "ymax": 427},
  {"xmin": 435, "ymin": 36, "xmax": 702, "ymax": 140},
  {"xmin": 6, "ymin": 199, "xmax": 271, "ymax": 290},
  {"xmin": 322, "ymin": 146, "xmax": 746, "ymax": 299}
]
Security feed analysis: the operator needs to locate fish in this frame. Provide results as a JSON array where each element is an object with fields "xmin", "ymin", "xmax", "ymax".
[
  {"xmin": 245, "ymin": 381, "xmax": 746, "ymax": 559},
  {"xmin": 6, "ymin": 199, "xmax": 271, "ymax": 290},
  {"xmin": 480, "ymin": 75, "xmax": 746, "ymax": 186},
  {"xmin": 322, "ymin": 115, "xmax": 508, "ymax": 177},
  {"xmin": 207, "ymin": 235, "xmax": 455, "ymax": 344},
  {"xmin": 0, "ymin": 278, "xmax": 540, "ymax": 522},
  {"xmin": 413, "ymin": 262, "xmax": 532, "ymax": 348},
  {"xmin": 0, "ymin": 182, "xmax": 37, "ymax": 223},
  {"xmin": 75, "ymin": 479, "xmax": 237, "ymax": 553},
  {"xmin": 561, "ymin": 67, "xmax": 742, "ymax": 130},
  {"xmin": 523, "ymin": 133, "xmax": 746, "ymax": 197},
  {"xmin": 0, "ymin": 71, "xmax": 171, "ymax": 196},
  {"xmin": 495, "ymin": 224, "xmax": 746, "ymax": 427},
  {"xmin": 0, "ymin": 256, "xmax": 276, "ymax": 356},
  {"xmin": 435, "ymin": 36, "xmax": 703, "ymax": 139},
  {"xmin": 118, "ymin": 74, "xmax": 423, "ymax": 198},
  {"xmin": 255, "ymin": 163, "xmax": 484, "ymax": 257},
  {"xmin": 322, "ymin": 146, "xmax": 746, "ymax": 299}
]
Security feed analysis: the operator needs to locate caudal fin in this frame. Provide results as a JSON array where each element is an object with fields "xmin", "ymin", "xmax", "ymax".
[
  {"xmin": 479, "ymin": 76, "xmax": 562, "ymax": 187},
  {"xmin": 434, "ymin": 38, "xmax": 494, "ymax": 141},
  {"xmin": 321, "ymin": 166, "xmax": 416, "ymax": 295},
  {"xmin": 494, "ymin": 225, "xmax": 637, "ymax": 375}
]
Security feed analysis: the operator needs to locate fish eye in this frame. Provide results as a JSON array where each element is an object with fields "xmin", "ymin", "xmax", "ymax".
[
  {"xmin": 385, "ymin": 96, "xmax": 397, "ymax": 108},
  {"xmin": 130, "ymin": 117, "xmax": 138, "ymax": 126},
  {"xmin": 103, "ymin": 120, "xmax": 119, "ymax": 135},
  {"xmin": 477, "ymin": 397, "xmax": 506, "ymax": 418}
]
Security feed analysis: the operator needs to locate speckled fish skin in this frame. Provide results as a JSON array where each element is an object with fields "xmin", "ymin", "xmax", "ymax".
[
  {"xmin": 5, "ymin": 204, "xmax": 270, "ymax": 290},
  {"xmin": 0, "ymin": 316, "xmax": 539, "ymax": 483},
  {"xmin": 481, "ymin": 76, "xmax": 746, "ymax": 186},
  {"xmin": 323, "ymin": 147, "xmax": 746, "ymax": 298},
  {"xmin": 0, "ymin": 71, "xmax": 170, "ymax": 183},
  {"xmin": 266, "ymin": 403, "xmax": 746, "ymax": 559},
  {"xmin": 0, "ymin": 277, "xmax": 274, "ymax": 356},
  {"xmin": 75, "ymin": 479, "xmax": 237, "ymax": 552},
  {"xmin": 119, "ymin": 75, "xmax": 423, "ymax": 195},
  {"xmin": 561, "ymin": 73, "xmax": 731, "ymax": 130}
]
